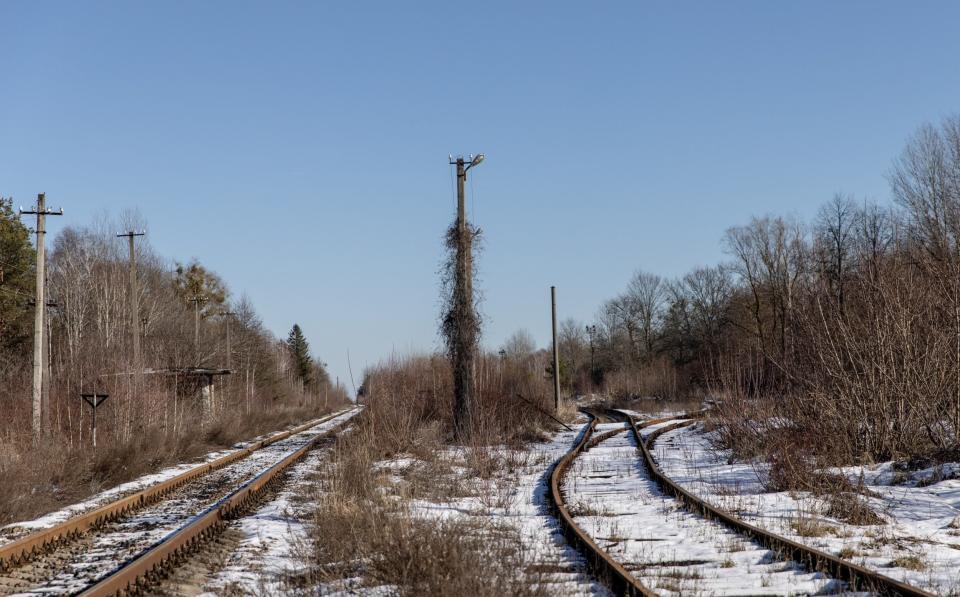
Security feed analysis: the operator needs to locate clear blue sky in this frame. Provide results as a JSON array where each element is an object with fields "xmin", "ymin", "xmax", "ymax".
[{"xmin": 3, "ymin": 2, "xmax": 959, "ymax": 390}]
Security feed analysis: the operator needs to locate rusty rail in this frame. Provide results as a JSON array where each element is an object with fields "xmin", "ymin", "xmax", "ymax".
[
  {"xmin": 628, "ymin": 413, "xmax": 935, "ymax": 597},
  {"xmin": 0, "ymin": 407, "xmax": 354, "ymax": 571},
  {"xmin": 78, "ymin": 409, "xmax": 356, "ymax": 596},
  {"xmin": 547, "ymin": 411, "xmax": 683, "ymax": 596}
]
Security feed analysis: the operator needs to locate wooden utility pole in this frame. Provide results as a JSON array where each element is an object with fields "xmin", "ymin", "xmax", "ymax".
[
  {"xmin": 448, "ymin": 154, "xmax": 484, "ymax": 442},
  {"xmin": 189, "ymin": 295, "xmax": 206, "ymax": 363},
  {"xmin": 117, "ymin": 231, "xmax": 145, "ymax": 386},
  {"xmin": 220, "ymin": 311, "xmax": 236, "ymax": 369},
  {"xmin": 586, "ymin": 324, "xmax": 597, "ymax": 383},
  {"xmin": 551, "ymin": 286, "xmax": 561, "ymax": 413},
  {"xmin": 21, "ymin": 194, "xmax": 63, "ymax": 440}
]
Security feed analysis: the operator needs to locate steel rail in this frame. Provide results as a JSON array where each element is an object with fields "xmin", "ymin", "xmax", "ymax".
[
  {"xmin": 629, "ymin": 413, "xmax": 936, "ymax": 597},
  {"xmin": 547, "ymin": 410, "xmax": 681, "ymax": 597},
  {"xmin": 0, "ymin": 407, "xmax": 353, "ymax": 571},
  {"xmin": 78, "ymin": 408, "xmax": 357, "ymax": 596}
]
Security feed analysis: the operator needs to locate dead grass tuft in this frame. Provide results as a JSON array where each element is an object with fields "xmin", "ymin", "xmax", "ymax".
[
  {"xmin": 790, "ymin": 517, "xmax": 836, "ymax": 537},
  {"xmin": 889, "ymin": 554, "xmax": 927, "ymax": 571},
  {"xmin": 825, "ymin": 492, "xmax": 884, "ymax": 526}
]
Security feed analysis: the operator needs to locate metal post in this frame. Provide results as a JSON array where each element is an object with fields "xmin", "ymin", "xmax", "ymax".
[
  {"xmin": 21, "ymin": 194, "xmax": 63, "ymax": 440},
  {"xmin": 551, "ymin": 286, "xmax": 561, "ymax": 413},
  {"xmin": 81, "ymin": 393, "xmax": 109, "ymax": 449}
]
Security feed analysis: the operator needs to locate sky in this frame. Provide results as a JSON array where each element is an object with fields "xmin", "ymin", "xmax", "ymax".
[{"xmin": 2, "ymin": 1, "xmax": 959, "ymax": 392}]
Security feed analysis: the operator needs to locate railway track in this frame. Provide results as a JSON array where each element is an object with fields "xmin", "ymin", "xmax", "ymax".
[
  {"xmin": 0, "ymin": 407, "xmax": 360, "ymax": 596},
  {"xmin": 549, "ymin": 408, "xmax": 935, "ymax": 596}
]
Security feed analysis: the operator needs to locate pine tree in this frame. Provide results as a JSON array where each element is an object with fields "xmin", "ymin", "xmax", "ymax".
[
  {"xmin": 0, "ymin": 197, "xmax": 35, "ymax": 353},
  {"xmin": 286, "ymin": 324, "xmax": 313, "ymax": 387}
]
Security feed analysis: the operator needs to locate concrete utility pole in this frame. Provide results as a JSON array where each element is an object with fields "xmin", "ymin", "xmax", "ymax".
[
  {"xmin": 30, "ymin": 297, "xmax": 58, "ymax": 434},
  {"xmin": 117, "ymin": 231, "xmax": 145, "ymax": 386},
  {"xmin": 21, "ymin": 194, "xmax": 63, "ymax": 440},
  {"xmin": 449, "ymin": 153, "xmax": 484, "ymax": 442},
  {"xmin": 551, "ymin": 286, "xmax": 561, "ymax": 413}
]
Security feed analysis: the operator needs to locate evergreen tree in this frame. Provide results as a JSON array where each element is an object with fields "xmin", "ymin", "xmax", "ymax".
[
  {"xmin": 0, "ymin": 197, "xmax": 35, "ymax": 353},
  {"xmin": 286, "ymin": 324, "xmax": 313, "ymax": 386}
]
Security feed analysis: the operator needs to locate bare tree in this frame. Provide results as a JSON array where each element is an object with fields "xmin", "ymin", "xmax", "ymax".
[
  {"xmin": 501, "ymin": 328, "xmax": 536, "ymax": 360},
  {"xmin": 890, "ymin": 115, "xmax": 960, "ymax": 262},
  {"xmin": 814, "ymin": 194, "xmax": 857, "ymax": 311},
  {"xmin": 724, "ymin": 216, "xmax": 807, "ymax": 367}
]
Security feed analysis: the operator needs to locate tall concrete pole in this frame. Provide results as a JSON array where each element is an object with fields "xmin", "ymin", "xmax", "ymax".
[
  {"xmin": 453, "ymin": 157, "xmax": 475, "ymax": 442},
  {"xmin": 551, "ymin": 286, "xmax": 561, "ymax": 413},
  {"xmin": 21, "ymin": 194, "xmax": 62, "ymax": 440}
]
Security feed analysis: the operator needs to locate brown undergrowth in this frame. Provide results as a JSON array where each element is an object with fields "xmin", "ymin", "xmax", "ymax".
[
  {"xmin": 301, "ymin": 354, "xmax": 569, "ymax": 595},
  {"xmin": 301, "ymin": 408, "xmax": 551, "ymax": 595},
  {"xmin": 359, "ymin": 353, "xmax": 576, "ymax": 446},
  {"xmin": 710, "ymin": 394, "xmax": 886, "ymax": 526},
  {"xmin": 0, "ymin": 402, "xmax": 346, "ymax": 526}
]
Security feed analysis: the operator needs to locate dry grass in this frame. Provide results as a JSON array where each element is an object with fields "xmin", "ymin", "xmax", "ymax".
[
  {"xmin": 360, "ymin": 353, "xmax": 569, "ymax": 446},
  {"xmin": 790, "ymin": 516, "xmax": 836, "ymax": 538},
  {"xmin": 825, "ymin": 492, "xmax": 884, "ymax": 526},
  {"xmin": 302, "ymin": 399, "xmax": 549, "ymax": 596},
  {"xmin": 890, "ymin": 554, "xmax": 927, "ymax": 571}
]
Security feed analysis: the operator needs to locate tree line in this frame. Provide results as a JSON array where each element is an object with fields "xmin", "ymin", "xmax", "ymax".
[
  {"xmin": 544, "ymin": 115, "xmax": 960, "ymax": 462},
  {"xmin": 0, "ymin": 209, "xmax": 344, "ymax": 449}
]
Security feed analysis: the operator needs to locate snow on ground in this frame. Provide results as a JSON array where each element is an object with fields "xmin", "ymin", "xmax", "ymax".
[
  {"xmin": 199, "ymin": 431, "xmax": 350, "ymax": 596},
  {"xmin": 201, "ymin": 417, "xmax": 608, "ymax": 596},
  {"xmin": 564, "ymin": 421, "xmax": 841, "ymax": 596},
  {"xmin": 0, "ymin": 408, "xmax": 355, "ymax": 545},
  {"xmin": 366, "ymin": 420, "xmax": 612, "ymax": 596},
  {"xmin": 654, "ymin": 422, "xmax": 960, "ymax": 595},
  {"xmin": 414, "ymin": 422, "xmax": 610, "ymax": 595},
  {"xmin": 619, "ymin": 409, "xmax": 689, "ymax": 422}
]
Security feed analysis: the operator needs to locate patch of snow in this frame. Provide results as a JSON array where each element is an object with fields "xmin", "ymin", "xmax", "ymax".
[
  {"xmin": 654, "ymin": 423, "xmax": 960, "ymax": 595},
  {"xmin": 565, "ymin": 422, "xmax": 840, "ymax": 596},
  {"xmin": 400, "ymin": 422, "xmax": 612, "ymax": 595}
]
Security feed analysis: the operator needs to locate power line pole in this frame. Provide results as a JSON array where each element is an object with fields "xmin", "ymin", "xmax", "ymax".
[
  {"xmin": 189, "ymin": 295, "xmax": 206, "ymax": 363},
  {"xmin": 30, "ymin": 297, "xmax": 58, "ymax": 434},
  {"xmin": 20, "ymin": 193, "xmax": 63, "ymax": 441},
  {"xmin": 117, "ymin": 231, "xmax": 145, "ymax": 386},
  {"xmin": 551, "ymin": 286, "xmax": 561, "ymax": 414},
  {"xmin": 448, "ymin": 154, "xmax": 484, "ymax": 442},
  {"xmin": 220, "ymin": 310, "xmax": 236, "ymax": 369},
  {"xmin": 586, "ymin": 324, "xmax": 597, "ymax": 384}
]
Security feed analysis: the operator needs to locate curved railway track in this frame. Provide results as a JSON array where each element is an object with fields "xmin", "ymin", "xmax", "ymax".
[
  {"xmin": 550, "ymin": 407, "xmax": 935, "ymax": 597},
  {"xmin": 0, "ymin": 407, "xmax": 359, "ymax": 596}
]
